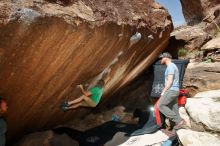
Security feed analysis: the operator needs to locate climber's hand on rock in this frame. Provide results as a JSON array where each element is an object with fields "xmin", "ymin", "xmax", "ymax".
[{"xmin": 77, "ymin": 84, "xmax": 83, "ymax": 89}]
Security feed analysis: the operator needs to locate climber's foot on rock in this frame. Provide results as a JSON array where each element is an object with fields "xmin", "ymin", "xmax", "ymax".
[
  {"xmin": 61, "ymin": 100, "xmax": 69, "ymax": 107},
  {"xmin": 161, "ymin": 129, "xmax": 176, "ymax": 137},
  {"xmin": 61, "ymin": 105, "xmax": 69, "ymax": 112},
  {"xmin": 174, "ymin": 119, "xmax": 187, "ymax": 130}
]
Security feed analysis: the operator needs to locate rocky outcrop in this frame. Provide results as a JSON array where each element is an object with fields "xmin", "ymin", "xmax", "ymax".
[
  {"xmin": 183, "ymin": 62, "xmax": 220, "ymax": 95},
  {"xmin": 171, "ymin": 25, "xmax": 211, "ymax": 52},
  {"xmin": 0, "ymin": 0, "xmax": 173, "ymax": 141},
  {"xmin": 202, "ymin": 35, "xmax": 220, "ymax": 50},
  {"xmin": 168, "ymin": 0, "xmax": 220, "ymax": 59},
  {"xmin": 180, "ymin": 0, "xmax": 220, "ymax": 25},
  {"xmin": 200, "ymin": 35, "xmax": 220, "ymax": 62},
  {"xmin": 177, "ymin": 129, "xmax": 220, "ymax": 146}
]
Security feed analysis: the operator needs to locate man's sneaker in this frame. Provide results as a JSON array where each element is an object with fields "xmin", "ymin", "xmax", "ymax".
[
  {"xmin": 61, "ymin": 101, "xmax": 69, "ymax": 107},
  {"xmin": 61, "ymin": 106, "xmax": 69, "ymax": 112},
  {"xmin": 174, "ymin": 119, "xmax": 186, "ymax": 130},
  {"xmin": 161, "ymin": 129, "xmax": 176, "ymax": 137}
]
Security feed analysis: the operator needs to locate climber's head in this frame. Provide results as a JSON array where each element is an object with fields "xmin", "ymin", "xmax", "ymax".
[
  {"xmin": 0, "ymin": 97, "xmax": 8, "ymax": 115},
  {"xmin": 159, "ymin": 52, "xmax": 172, "ymax": 65},
  {"xmin": 96, "ymin": 79, "xmax": 105, "ymax": 88}
]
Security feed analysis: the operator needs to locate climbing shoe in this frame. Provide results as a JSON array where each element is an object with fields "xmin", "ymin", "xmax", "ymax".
[
  {"xmin": 161, "ymin": 129, "xmax": 176, "ymax": 137},
  {"xmin": 174, "ymin": 119, "xmax": 187, "ymax": 130},
  {"xmin": 61, "ymin": 105, "xmax": 69, "ymax": 112},
  {"xmin": 61, "ymin": 100, "xmax": 69, "ymax": 107}
]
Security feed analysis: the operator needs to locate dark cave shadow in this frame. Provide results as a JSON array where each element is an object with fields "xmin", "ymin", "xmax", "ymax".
[
  {"xmin": 52, "ymin": 107, "xmax": 182, "ymax": 146},
  {"xmin": 53, "ymin": 121, "xmax": 139, "ymax": 146},
  {"xmin": 52, "ymin": 108, "xmax": 168, "ymax": 146}
]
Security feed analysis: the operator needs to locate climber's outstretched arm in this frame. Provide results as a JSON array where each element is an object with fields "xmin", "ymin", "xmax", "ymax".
[
  {"xmin": 102, "ymin": 69, "xmax": 111, "ymax": 84},
  {"xmin": 78, "ymin": 84, "xmax": 91, "ymax": 97}
]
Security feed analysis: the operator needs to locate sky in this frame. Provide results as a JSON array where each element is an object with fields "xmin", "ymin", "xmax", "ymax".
[{"xmin": 156, "ymin": 0, "xmax": 186, "ymax": 27}]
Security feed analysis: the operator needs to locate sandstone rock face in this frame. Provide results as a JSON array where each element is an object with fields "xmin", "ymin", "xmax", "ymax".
[
  {"xmin": 0, "ymin": 0, "xmax": 173, "ymax": 141},
  {"xmin": 185, "ymin": 90, "xmax": 220, "ymax": 132},
  {"xmin": 177, "ymin": 129, "xmax": 220, "ymax": 146},
  {"xmin": 183, "ymin": 62, "xmax": 220, "ymax": 95},
  {"xmin": 180, "ymin": 0, "xmax": 220, "ymax": 25},
  {"xmin": 102, "ymin": 69, "xmax": 154, "ymax": 111}
]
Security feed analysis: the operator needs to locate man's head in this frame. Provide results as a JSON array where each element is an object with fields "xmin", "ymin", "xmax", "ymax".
[
  {"xmin": 159, "ymin": 52, "xmax": 172, "ymax": 65},
  {"xmin": 0, "ymin": 97, "xmax": 8, "ymax": 115},
  {"xmin": 96, "ymin": 79, "xmax": 105, "ymax": 88}
]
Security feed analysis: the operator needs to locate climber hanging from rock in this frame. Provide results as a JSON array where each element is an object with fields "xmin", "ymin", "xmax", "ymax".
[{"xmin": 61, "ymin": 69, "xmax": 111, "ymax": 112}]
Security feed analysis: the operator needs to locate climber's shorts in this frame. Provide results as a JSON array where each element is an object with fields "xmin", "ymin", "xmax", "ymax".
[{"xmin": 81, "ymin": 95, "xmax": 97, "ymax": 107}]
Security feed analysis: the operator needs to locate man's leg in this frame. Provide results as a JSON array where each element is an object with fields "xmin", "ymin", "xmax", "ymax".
[
  {"xmin": 68, "ymin": 95, "xmax": 84, "ymax": 105},
  {"xmin": 67, "ymin": 102, "xmax": 83, "ymax": 109},
  {"xmin": 67, "ymin": 96, "xmax": 97, "ymax": 110},
  {"xmin": 170, "ymin": 98, "xmax": 181, "ymax": 122},
  {"xmin": 158, "ymin": 90, "xmax": 182, "ymax": 124},
  {"xmin": 61, "ymin": 95, "xmax": 86, "ymax": 111},
  {"xmin": 171, "ymin": 98, "xmax": 186, "ymax": 129}
]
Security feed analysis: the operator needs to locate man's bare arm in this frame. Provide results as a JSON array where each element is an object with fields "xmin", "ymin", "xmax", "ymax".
[
  {"xmin": 78, "ymin": 84, "xmax": 91, "ymax": 97},
  {"xmin": 161, "ymin": 74, "xmax": 173, "ymax": 96},
  {"xmin": 102, "ymin": 69, "xmax": 111, "ymax": 84}
]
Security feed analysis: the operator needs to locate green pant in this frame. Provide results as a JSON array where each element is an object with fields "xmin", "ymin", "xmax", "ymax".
[
  {"xmin": 158, "ymin": 90, "xmax": 182, "ymax": 124},
  {"xmin": 0, "ymin": 119, "xmax": 6, "ymax": 146}
]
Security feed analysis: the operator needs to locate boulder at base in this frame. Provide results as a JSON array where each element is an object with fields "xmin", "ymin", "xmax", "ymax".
[
  {"xmin": 179, "ymin": 107, "xmax": 191, "ymax": 128},
  {"xmin": 177, "ymin": 129, "xmax": 220, "ymax": 146},
  {"xmin": 118, "ymin": 131, "xmax": 168, "ymax": 146},
  {"xmin": 185, "ymin": 89, "xmax": 220, "ymax": 131}
]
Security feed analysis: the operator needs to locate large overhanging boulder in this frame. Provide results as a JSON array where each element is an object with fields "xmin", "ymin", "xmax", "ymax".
[{"xmin": 0, "ymin": 0, "xmax": 173, "ymax": 141}]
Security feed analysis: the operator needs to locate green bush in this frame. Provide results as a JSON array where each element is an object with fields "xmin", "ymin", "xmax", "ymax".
[{"xmin": 178, "ymin": 47, "xmax": 188, "ymax": 57}]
